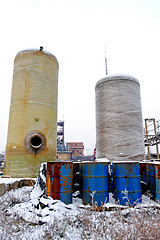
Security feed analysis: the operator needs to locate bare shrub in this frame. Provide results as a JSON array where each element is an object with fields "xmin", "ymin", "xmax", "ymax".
[{"xmin": 0, "ymin": 187, "xmax": 160, "ymax": 239}]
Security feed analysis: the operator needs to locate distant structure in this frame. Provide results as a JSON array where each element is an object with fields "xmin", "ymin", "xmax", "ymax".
[
  {"xmin": 66, "ymin": 142, "xmax": 84, "ymax": 156},
  {"xmin": 105, "ymin": 46, "xmax": 108, "ymax": 75},
  {"xmin": 144, "ymin": 118, "xmax": 160, "ymax": 160},
  {"xmin": 0, "ymin": 154, "xmax": 5, "ymax": 176},
  {"xmin": 57, "ymin": 122, "xmax": 84, "ymax": 160},
  {"xmin": 57, "ymin": 120, "xmax": 65, "ymax": 151},
  {"xmin": 57, "ymin": 120, "xmax": 72, "ymax": 161}
]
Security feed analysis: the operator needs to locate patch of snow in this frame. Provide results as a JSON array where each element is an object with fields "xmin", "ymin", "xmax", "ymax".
[
  {"xmin": 30, "ymin": 162, "xmax": 46, "ymax": 200},
  {"xmin": 95, "ymin": 158, "xmax": 110, "ymax": 162},
  {"xmin": 0, "ymin": 177, "xmax": 35, "ymax": 184}
]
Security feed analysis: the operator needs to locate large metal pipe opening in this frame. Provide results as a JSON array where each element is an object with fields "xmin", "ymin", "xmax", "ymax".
[
  {"xmin": 30, "ymin": 134, "xmax": 43, "ymax": 149},
  {"xmin": 24, "ymin": 131, "xmax": 46, "ymax": 154}
]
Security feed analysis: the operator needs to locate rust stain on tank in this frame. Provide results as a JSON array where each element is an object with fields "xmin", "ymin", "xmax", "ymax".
[
  {"xmin": 43, "ymin": 121, "xmax": 49, "ymax": 134},
  {"xmin": 35, "ymin": 50, "xmax": 45, "ymax": 56}
]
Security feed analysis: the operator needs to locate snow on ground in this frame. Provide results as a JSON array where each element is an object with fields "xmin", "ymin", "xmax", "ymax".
[
  {"xmin": 0, "ymin": 184, "xmax": 160, "ymax": 239},
  {"xmin": 0, "ymin": 177, "xmax": 36, "ymax": 184},
  {"xmin": 0, "ymin": 173, "xmax": 160, "ymax": 239}
]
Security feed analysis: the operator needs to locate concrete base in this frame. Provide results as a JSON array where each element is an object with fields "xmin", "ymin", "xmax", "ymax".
[{"xmin": 0, "ymin": 178, "xmax": 35, "ymax": 197}]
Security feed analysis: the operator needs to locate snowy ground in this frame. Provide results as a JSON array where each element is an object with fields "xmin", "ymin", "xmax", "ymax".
[{"xmin": 0, "ymin": 183, "xmax": 160, "ymax": 239}]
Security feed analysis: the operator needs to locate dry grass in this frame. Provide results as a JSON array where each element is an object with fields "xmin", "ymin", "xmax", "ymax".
[{"xmin": 0, "ymin": 187, "xmax": 160, "ymax": 239}]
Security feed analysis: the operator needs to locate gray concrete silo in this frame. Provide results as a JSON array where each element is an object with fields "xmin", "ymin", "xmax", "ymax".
[{"xmin": 95, "ymin": 74, "xmax": 145, "ymax": 161}]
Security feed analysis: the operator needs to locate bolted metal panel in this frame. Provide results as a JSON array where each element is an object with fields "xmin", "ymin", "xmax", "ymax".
[
  {"xmin": 4, "ymin": 49, "xmax": 59, "ymax": 177},
  {"xmin": 113, "ymin": 161, "xmax": 141, "ymax": 206},
  {"xmin": 46, "ymin": 161, "xmax": 73, "ymax": 205},
  {"xmin": 81, "ymin": 161, "xmax": 109, "ymax": 206}
]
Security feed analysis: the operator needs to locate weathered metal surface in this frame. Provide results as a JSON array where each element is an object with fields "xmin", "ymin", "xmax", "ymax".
[
  {"xmin": 139, "ymin": 162, "xmax": 148, "ymax": 194},
  {"xmin": 139, "ymin": 162, "xmax": 147, "ymax": 183},
  {"xmin": 46, "ymin": 161, "xmax": 73, "ymax": 204},
  {"xmin": 108, "ymin": 163, "xmax": 114, "ymax": 193},
  {"xmin": 81, "ymin": 161, "xmax": 109, "ymax": 206},
  {"xmin": 4, "ymin": 49, "xmax": 59, "ymax": 177},
  {"xmin": 155, "ymin": 163, "xmax": 160, "ymax": 202},
  {"xmin": 146, "ymin": 163, "xmax": 156, "ymax": 199},
  {"xmin": 73, "ymin": 162, "xmax": 80, "ymax": 193},
  {"xmin": 113, "ymin": 162, "xmax": 141, "ymax": 206}
]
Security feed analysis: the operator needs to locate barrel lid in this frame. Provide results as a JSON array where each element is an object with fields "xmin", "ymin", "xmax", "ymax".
[
  {"xmin": 81, "ymin": 158, "xmax": 109, "ymax": 164},
  {"xmin": 112, "ymin": 160, "xmax": 140, "ymax": 164},
  {"xmin": 95, "ymin": 158, "xmax": 110, "ymax": 163},
  {"xmin": 95, "ymin": 74, "xmax": 139, "ymax": 89},
  {"xmin": 139, "ymin": 160, "xmax": 150, "ymax": 163},
  {"xmin": 47, "ymin": 160, "xmax": 73, "ymax": 164},
  {"xmin": 145, "ymin": 161, "xmax": 160, "ymax": 165}
]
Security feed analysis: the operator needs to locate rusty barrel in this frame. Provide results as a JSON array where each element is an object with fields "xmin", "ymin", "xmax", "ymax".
[
  {"xmin": 81, "ymin": 160, "xmax": 109, "ymax": 206},
  {"xmin": 155, "ymin": 163, "xmax": 160, "ymax": 202},
  {"xmin": 146, "ymin": 162, "xmax": 156, "ymax": 199},
  {"xmin": 73, "ymin": 162, "xmax": 80, "ymax": 193},
  {"xmin": 139, "ymin": 162, "xmax": 147, "ymax": 183},
  {"xmin": 139, "ymin": 162, "xmax": 148, "ymax": 194},
  {"xmin": 113, "ymin": 161, "xmax": 141, "ymax": 206},
  {"xmin": 46, "ymin": 161, "xmax": 73, "ymax": 204}
]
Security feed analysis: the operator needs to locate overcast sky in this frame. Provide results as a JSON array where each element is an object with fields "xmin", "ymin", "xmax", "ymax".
[{"xmin": 0, "ymin": 0, "xmax": 160, "ymax": 154}]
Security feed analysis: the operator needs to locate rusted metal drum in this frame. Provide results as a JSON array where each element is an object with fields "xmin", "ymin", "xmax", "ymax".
[
  {"xmin": 155, "ymin": 163, "xmax": 160, "ymax": 202},
  {"xmin": 139, "ymin": 162, "xmax": 147, "ymax": 183},
  {"xmin": 73, "ymin": 162, "xmax": 80, "ymax": 193},
  {"xmin": 81, "ymin": 160, "xmax": 109, "ymax": 206},
  {"xmin": 46, "ymin": 161, "xmax": 73, "ymax": 204},
  {"xmin": 113, "ymin": 161, "xmax": 141, "ymax": 206},
  {"xmin": 139, "ymin": 162, "xmax": 148, "ymax": 194},
  {"xmin": 146, "ymin": 162, "xmax": 156, "ymax": 199}
]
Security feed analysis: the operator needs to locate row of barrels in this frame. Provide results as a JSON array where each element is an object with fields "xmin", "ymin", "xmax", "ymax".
[
  {"xmin": 140, "ymin": 162, "xmax": 160, "ymax": 200},
  {"xmin": 46, "ymin": 161, "xmax": 160, "ymax": 206}
]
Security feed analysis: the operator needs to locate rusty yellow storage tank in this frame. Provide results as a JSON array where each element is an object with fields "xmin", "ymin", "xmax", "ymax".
[{"xmin": 4, "ymin": 48, "xmax": 59, "ymax": 178}]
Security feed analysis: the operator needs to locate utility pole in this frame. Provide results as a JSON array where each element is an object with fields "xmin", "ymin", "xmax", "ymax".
[
  {"xmin": 153, "ymin": 119, "xmax": 159, "ymax": 160},
  {"xmin": 105, "ymin": 46, "xmax": 108, "ymax": 75},
  {"xmin": 145, "ymin": 119, "xmax": 151, "ymax": 160}
]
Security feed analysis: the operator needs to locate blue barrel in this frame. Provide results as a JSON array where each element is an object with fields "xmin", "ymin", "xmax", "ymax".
[
  {"xmin": 146, "ymin": 162, "xmax": 156, "ymax": 199},
  {"xmin": 155, "ymin": 163, "xmax": 160, "ymax": 202},
  {"xmin": 113, "ymin": 161, "xmax": 141, "ymax": 206},
  {"xmin": 108, "ymin": 163, "xmax": 114, "ymax": 193},
  {"xmin": 46, "ymin": 161, "xmax": 73, "ymax": 204},
  {"xmin": 81, "ymin": 161, "xmax": 109, "ymax": 206}
]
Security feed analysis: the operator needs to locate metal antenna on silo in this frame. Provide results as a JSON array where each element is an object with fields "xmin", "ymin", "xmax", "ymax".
[{"xmin": 105, "ymin": 46, "xmax": 108, "ymax": 75}]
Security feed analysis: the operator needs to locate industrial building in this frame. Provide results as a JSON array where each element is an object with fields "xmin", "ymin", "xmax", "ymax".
[{"xmin": 66, "ymin": 142, "xmax": 84, "ymax": 156}]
